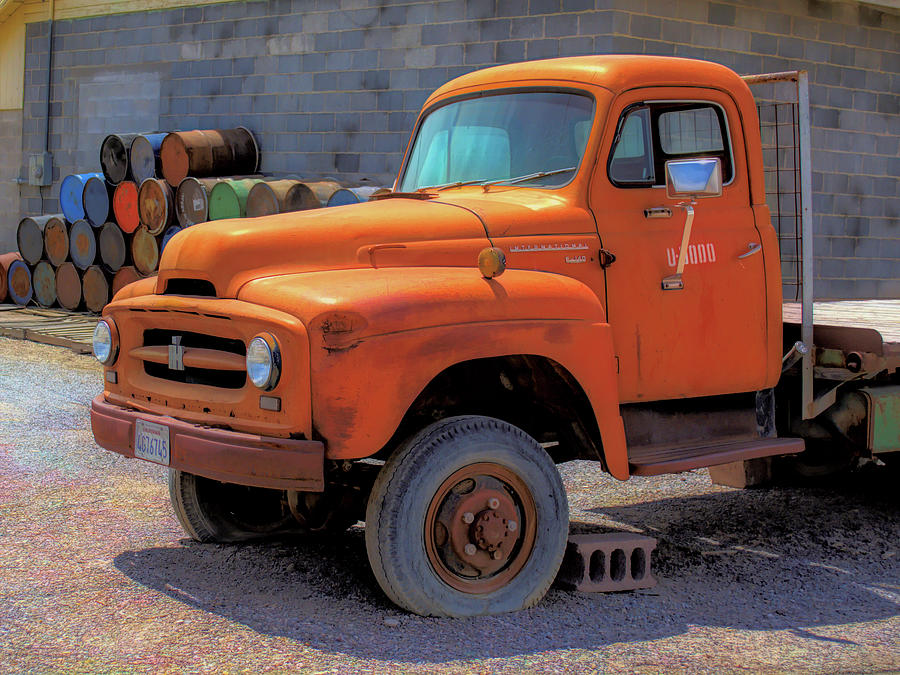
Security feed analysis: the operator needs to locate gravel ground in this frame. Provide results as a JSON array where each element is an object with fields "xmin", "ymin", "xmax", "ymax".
[{"xmin": 0, "ymin": 335, "xmax": 898, "ymax": 673}]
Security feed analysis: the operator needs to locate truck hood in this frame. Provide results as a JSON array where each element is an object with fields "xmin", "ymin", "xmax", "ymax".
[{"xmin": 155, "ymin": 190, "xmax": 592, "ymax": 298}]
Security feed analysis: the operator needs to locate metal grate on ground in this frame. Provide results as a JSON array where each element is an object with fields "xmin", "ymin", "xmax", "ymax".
[{"xmin": 0, "ymin": 305, "xmax": 97, "ymax": 354}]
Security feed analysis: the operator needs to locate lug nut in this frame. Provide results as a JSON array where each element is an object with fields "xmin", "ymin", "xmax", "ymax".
[
  {"xmin": 508, "ymin": 520, "xmax": 517, "ymax": 532},
  {"xmin": 464, "ymin": 543, "xmax": 477, "ymax": 556},
  {"xmin": 488, "ymin": 497, "xmax": 500, "ymax": 509},
  {"xmin": 462, "ymin": 511, "xmax": 474, "ymax": 524},
  {"xmin": 492, "ymin": 550, "xmax": 502, "ymax": 560}
]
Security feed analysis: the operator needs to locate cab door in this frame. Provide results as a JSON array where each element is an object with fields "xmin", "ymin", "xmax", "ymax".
[{"xmin": 590, "ymin": 88, "xmax": 769, "ymax": 403}]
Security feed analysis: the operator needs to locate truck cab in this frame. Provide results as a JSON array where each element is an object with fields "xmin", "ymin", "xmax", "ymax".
[{"xmin": 91, "ymin": 55, "xmax": 821, "ymax": 617}]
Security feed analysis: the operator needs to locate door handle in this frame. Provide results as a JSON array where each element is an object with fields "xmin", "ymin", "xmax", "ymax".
[
  {"xmin": 643, "ymin": 207, "xmax": 672, "ymax": 218},
  {"xmin": 738, "ymin": 242, "xmax": 762, "ymax": 259}
]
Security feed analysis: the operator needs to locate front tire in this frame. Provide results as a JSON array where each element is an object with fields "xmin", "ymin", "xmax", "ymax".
[{"xmin": 365, "ymin": 416, "xmax": 568, "ymax": 617}]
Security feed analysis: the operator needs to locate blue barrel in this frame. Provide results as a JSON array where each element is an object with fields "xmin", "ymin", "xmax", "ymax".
[
  {"xmin": 326, "ymin": 186, "xmax": 386, "ymax": 207},
  {"xmin": 130, "ymin": 133, "xmax": 167, "ymax": 185},
  {"xmin": 83, "ymin": 175, "xmax": 114, "ymax": 227},
  {"xmin": 7, "ymin": 259, "xmax": 33, "ymax": 305},
  {"xmin": 60, "ymin": 173, "xmax": 104, "ymax": 223},
  {"xmin": 160, "ymin": 224, "xmax": 182, "ymax": 255},
  {"xmin": 69, "ymin": 219, "xmax": 98, "ymax": 270}
]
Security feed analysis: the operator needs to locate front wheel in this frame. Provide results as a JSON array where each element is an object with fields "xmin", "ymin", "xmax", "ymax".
[{"xmin": 365, "ymin": 416, "xmax": 568, "ymax": 617}]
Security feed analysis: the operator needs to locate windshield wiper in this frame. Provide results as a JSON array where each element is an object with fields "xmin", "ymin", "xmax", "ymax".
[
  {"xmin": 481, "ymin": 166, "xmax": 577, "ymax": 191},
  {"xmin": 422, "ymin": 179, "xmax": 487, "ymax": 192}
]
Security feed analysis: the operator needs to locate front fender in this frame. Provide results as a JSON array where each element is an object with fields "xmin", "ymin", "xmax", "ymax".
[{"xmin": 239, "ymin": 267, "xmax": 629, "ymax": 479}]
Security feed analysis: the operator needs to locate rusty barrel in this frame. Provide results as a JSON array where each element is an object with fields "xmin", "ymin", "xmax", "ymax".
[
  {"xmin": 55, "ymin": 262, "xmax": 82, "ymax": 310},
  {"xmin": 112, "ymin": 181, "xmax": 140, "ymax": 233},
  {"xmin": 69, "ymin": 219, "xmax": 98, "ymax": 270},
  {"xmin": 159, "ymin": 127, "xmax": 259, "ymax": 187},
  {"xmin": 7, "ymin": 258, "xmax": 32, "ymax": 305},
  {"xmin": 130, "ymin": 133, "xmax": 167, "ymax": 185},
  {"xmin": 60, "ymin": 173, "xmax": 103, "ymax": 223},
  {"xmin": 138, "ymin": 178, "xmax": 175, "ymax": 235},
  {"xmin": 207, "ymin": 178, "xmax": 265, "ymax": 220},
  {"xmin": 17, "ymin": 214, "xmax": 64, "ymax": 265},
  {"xmin": 131, "ymin": 226, "xmax": 159, "ymax": 276},
  {"xmin": 0, "ymin": 252, "xmax": 23, "ymax": 303},
  {"xmin": 43, "ymin": 216, "xmax": 70, "ymax": 267},
  {"xmin": 160, "ymin": 225, "xmax": 182, "ymax": 256},
  {"xmin": 82, "ymin": 265, "xmax": 109, "ymax": 313},
  {"xmin": 246, "ymin": 180, "xmax": 319, "ymax": 217},
  {"xmin": 100, "ymin": 133, "xmax": 144, "ymax": 185},
  {"xmin": 31, "ymin": 260, "xmax": 57, "ymax": 307},
  {"xmin": 99, "ymin": 222, "xmax": 128, "ymax": 272},
  {"xmin": 175, "ymin": 177, "xmax": 219, "ymax": 226},
  {"xmin": 83, "ymin": 175, "xmax": 115, "ymax": 227},
  {"xmin": 326, "ymin": 186, "xmax": 390, "ymax": 207},
  {"xmin": 303, "ymin": 180, "xmax": 344, "ymax": 207},
  {"xmin": 112, "ymin": 265, "xmax": 142, "ymax": 297}
]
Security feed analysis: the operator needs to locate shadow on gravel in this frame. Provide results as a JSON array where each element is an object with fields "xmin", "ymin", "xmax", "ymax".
[{"xmin": 113, "ymin": 464, "xmax": 899, "ymax": 664}]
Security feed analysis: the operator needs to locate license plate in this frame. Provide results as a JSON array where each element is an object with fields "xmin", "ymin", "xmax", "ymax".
[{"xmin": 134, "ymin": 418, "xmax": 171, "ymax": 466}]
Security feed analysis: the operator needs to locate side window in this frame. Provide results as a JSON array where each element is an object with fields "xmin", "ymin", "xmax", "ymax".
[{"xmin": 608, "ymin": 101, "xmax": 733, "ymax": 188}]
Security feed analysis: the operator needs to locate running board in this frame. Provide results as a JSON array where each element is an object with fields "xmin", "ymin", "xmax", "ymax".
[{"xmin": 628, "ymin": 437, "xmax": 805, "ymax": 476}]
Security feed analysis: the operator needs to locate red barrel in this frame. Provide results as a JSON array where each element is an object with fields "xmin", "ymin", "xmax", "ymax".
[
  {"xmin": 246, "ymin": 180, "xmax": 319, "ymax": 217},
  {"xmin": 43, "ymin": 217, "xmax": 70, "ymax": 267},
  {"xmin": 99, "ymin": 222, "xmax": 128, "ymax": 272},
  {"xmin": 131, "ymin": 226, "xmax": 159, "ymax": 276},
  {"xmin": 113, "ymin": 181, "xmax": 140, "ymax": 233},
  {"xmin": 0, "ymin": 251, "xmax": 23, "ymax": 304},
  {"xmin": 69, "ymin": 219, "xmax": 98, "ymax": 270},
  {"xmin": 159, "ymin": 127, "xmax": 259, "ymax": 187},
  {"xmin": 55, "ymin": 262, "xmax": 83, "ymax": 310},
  {"xmin": 17, "ymin": 214, "xmax": 64, "ymax": 265},
  {"xmin": 82, "ymin": 266, "xmax": 109, "ymax": 313},
  {"xmin": 31, "ymin": 261, "xmax": 57, "ymax": 307},
  {"xmin": 138, "ymin": 178, "xmax": 175, "ymax": 235},
  {"xmin": 112, "ymin": 265, "xmax": 143, "ymax": 297}
]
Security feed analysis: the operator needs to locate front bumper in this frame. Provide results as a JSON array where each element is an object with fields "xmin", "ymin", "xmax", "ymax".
[{"xmin": 90, "ymin": 395, "xmax": 324, "ymax": 491}]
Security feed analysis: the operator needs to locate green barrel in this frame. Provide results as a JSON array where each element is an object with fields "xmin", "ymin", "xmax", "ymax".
[{"xmin": 207, "ymin": 178, "xmax": 265, "ymax": 221}]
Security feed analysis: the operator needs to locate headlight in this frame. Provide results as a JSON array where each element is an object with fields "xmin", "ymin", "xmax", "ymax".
[
  {"xmin": 92, "ymin": 319, "xmax": 118, "ymax": 365},
  {"xmin": 246, "ymin": 333, "xmax": 281, "ymax": 390}
]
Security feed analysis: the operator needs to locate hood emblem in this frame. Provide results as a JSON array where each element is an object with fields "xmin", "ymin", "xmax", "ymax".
[{"xmin": 168, "ymin": 336, "xmax": 185, "ymax": 371}]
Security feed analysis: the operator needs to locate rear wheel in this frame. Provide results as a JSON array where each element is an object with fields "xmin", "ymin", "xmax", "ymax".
[{"xmin": 365, "ymin": 416, "xmax": 568, "ymax": 617}]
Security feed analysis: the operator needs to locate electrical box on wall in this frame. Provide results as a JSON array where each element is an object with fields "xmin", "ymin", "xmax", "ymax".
[{"xmin": 28, "ymin": 153, "xmax": 53, "ymax": 187}]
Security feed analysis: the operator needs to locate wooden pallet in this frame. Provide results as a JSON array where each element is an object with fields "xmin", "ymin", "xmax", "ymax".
[{"xmin": 0, "ymin": 305, "xmax": 97, "ymax": 354}]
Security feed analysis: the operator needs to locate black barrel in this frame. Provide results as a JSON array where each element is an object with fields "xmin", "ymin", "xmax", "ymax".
[
  {"xmin": 100, "ymin": 133, "xmax": 143, "ymax": 185},
  {"xmin": 83, "ymin": 176, "xmax": 114, "ymax": 228},
  {"xmin": 17, "ymin": 214, "xmax": 64, "ymax": 265},
  {"xmin": 99, "ymin": 222, "xmax": 128, "ymax": 272},
  {"xmin": 130, "ymin": 133, "xmax": 166, "ymax": 185}
]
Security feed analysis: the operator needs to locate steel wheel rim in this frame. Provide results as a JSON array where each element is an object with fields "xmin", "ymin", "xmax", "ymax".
[{"xmin": 424, "ymin": 462, "xmax": 537, "ymax": 594}]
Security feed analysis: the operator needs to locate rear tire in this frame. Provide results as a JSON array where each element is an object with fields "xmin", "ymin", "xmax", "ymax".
[{"xmin": 365, "ymin": 416, "xmax": 568, "ymax": 617}]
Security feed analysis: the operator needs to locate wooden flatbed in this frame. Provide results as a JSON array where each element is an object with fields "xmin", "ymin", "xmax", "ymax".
[{"xmin": 783, "ymin": 300, "xmax": 900, "ymax": 346}]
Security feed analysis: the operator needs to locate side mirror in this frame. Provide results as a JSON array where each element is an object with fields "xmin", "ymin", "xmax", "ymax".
[{"xmin": 665, "ymin": 157, "xmax": 722, "ymax": 200}]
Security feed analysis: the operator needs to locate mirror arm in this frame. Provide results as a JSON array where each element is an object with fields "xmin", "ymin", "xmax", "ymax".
[{"xmin": 661, "ymin": 201, "xmax": 695, "ymax": 291}]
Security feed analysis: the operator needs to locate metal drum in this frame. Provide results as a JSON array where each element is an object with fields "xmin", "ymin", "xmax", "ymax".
[
  {"xmin": 303, "ymin": 180, "xmax": 343, "ymax": 206},
  {"xmin": 246, "ymin": 180, "xmax": 318, "ymax": 217},
  {"xmin": 100, "ymin": 133, "xmax": 143, "ymax": 185},
  {"xmin": 160, "ymin": 225, "xmax": 182, "ymax": 255},
  {"xmin": 82, "ymin": 266, "xmax": 109, "ymax": 313},
  {"xmin": 130, "ymin": 133, "xmax": 167, "ymax": 185},
  {"xmin": 0, "ymin": 252, "xmax": 23, "ymax": 304},
  {"xmin": 111, "ymin": 265, "xmax": 142, "ymax": 298},
  {"xmin": 17, "ymin": 214, "xmax": 63, "ymax": 265},
  {"xmin": 159, "ymin": 127, "xmax": 259, "ymax": 187},
  {"xmin": 31, "ymin": 261, "xmax": 57, "ymax": 307},
  {"xmin": 7, "ymin": 258, "xmax": 32, "ymax": 305},
  {"xmin": 60, "ymin": 173, "xmax": 103, "ymax": 223},
  {"xmin": 208, "ymin": 178, "xmax": 265, "ymax": 220},
  {"xmin": 112, "ymin": 181, "xmax": 140, "ymax": 233},
  {"xmin": 175, "ymin": 177, "xmax": 218, "ymax": 226},
  {"xmin": 83, "ymin": 175, "xmax": 114, "ymax": 227},
  {"xmin": 326, "ymin": 186, "xmax": 389, "ymax": 207},
  {"xmin": 99, "ymin": 222, "xmax": 128, "ymax": 272},
  {"xmin": 131, "ymin": 226, "xmax": 159, "ymax": 276},
  {"xmin": 43, "ymin": 216, "xmax": 70, "ymax": 267},
  {"xmin": 138, "ymin": 178, "xmax": 175, "ymax": 235},
  {"xmin": 55, "ymin": 262, "xmax": 83, "ymax": 310},
  {"xmin": 69, "ymin": 219, "xmax": 98, "ymax": 270}
]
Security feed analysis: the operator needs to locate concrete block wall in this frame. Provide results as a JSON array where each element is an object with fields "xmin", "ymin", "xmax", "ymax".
[{"xmin": 13, "ymin": 0, "xmax": 900, "ymax": 299}]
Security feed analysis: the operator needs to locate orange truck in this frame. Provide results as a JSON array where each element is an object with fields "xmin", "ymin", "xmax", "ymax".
[{"xmin": 90, "ymin": 55, "xmax": 899, "ymax": 617}]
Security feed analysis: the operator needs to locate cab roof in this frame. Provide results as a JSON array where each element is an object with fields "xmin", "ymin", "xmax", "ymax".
[{"xmin": 426, "ymin": 55, "xmax": 746, "ymax": 103}]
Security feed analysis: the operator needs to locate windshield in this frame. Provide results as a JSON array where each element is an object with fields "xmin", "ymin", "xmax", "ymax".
[{"xmin": 399, "ymin": 91, "xmax": 595, "ymax": 192}]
